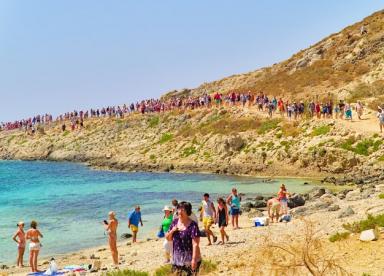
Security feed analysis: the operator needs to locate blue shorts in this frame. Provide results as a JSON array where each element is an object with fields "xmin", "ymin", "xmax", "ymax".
[{"xmin": 230, "ymin": 207, "xmax": 240, "ymax": 216}]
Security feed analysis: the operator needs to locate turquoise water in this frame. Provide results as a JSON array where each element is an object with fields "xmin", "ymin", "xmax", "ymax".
[{"xmin": 0, "ymin": 161, "xmax": 316, "ymax": 264}]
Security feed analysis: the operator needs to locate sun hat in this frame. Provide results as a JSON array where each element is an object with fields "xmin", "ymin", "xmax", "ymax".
[{"xmin": 162, "ymin": 205, "xmax": 172, "ymax": 212}]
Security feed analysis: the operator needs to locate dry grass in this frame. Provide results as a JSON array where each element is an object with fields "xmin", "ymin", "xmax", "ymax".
[{"xmin": 251, "ymin": 219, "xmax": 350, "ymax": 276}]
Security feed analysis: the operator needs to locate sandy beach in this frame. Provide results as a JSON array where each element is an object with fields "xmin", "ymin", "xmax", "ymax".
[{"xmin": 4, "ymin": 183, "xmax": 384, "ymax": 275}]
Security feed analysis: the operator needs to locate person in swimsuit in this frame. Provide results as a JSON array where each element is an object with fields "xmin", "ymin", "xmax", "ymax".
[
  {"xmin": 216, "ymin": 198, "xmax": 229, "ymax": 245},
  {"xmin": 201, "ymin": 193, "xmax": 217, "ymax": 245},
  {"xmin": 25, "ymin": 220, "xmax": 43, "ymax": 273},
  {"xmin": 12, "ymin": 221, "xmax": 26, "ymax": 267},
  {"xmin": 104, "ymin": 211, "xmax": 119, "ymax": 266},
  {"xmin": 267, "ymin": 198, "xmax": 281, "ymax": 223},
  {"xmin": 226, "ymin": 188, "xmax": 241, "ymax": 229},
  {"xmin": 128, "ymin": 205, "xmax": 143, "ymax": 243},
  {"xmin": 277, "ymin": 184, "xmax": 290, "ymax": 215},
  {"xmin": 166, "ymin": 201, "xmax": 201, "ymax": 276}
]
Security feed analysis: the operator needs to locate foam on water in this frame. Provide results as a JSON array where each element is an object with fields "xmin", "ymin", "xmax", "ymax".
[{"xmin": 0, "ymin": 160, "xmax": 316, "ymax": 264}]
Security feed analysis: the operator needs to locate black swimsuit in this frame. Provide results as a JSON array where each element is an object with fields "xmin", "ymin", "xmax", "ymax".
[{"xmin": 218, "ymin": 207, "xmax": 227, "ymax": 227}]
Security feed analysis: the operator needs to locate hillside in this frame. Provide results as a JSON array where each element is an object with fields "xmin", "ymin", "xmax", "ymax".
[
  {"xmin": 164, "ymin": 10, "xmax": 384, "ymax": 108},
  {"xmin": 1, "ymin": 10, "xmax": 384, "ymax": 184}
]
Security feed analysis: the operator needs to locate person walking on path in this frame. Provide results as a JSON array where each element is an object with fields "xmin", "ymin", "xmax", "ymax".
[
  {"xmin": 226, "ymin": 188, "xmax": 241, "ymax": 229},
  {"xmin": 12, "ymin": 221, "xmax": 26, "ymax": 267},
  {"xmin": 377, "ymin": 107, "xmax": 384, "ymax": 133},
  {"xmin": 25, "ymin": 221, "xmax": 43, "ymax": 273},
  {"xmin": 166, "ymin": 201, "xmax": 201, "ymax": 276},
  {"xmin": 104, "ymin": 211, "xmax": 119, "ymax": 267},
  {"xmin": 128, "ymin": 205, "xmax": 143, "ymax": 243},
  {"xmin": 201, "ymin": 193, "xmax": 217, "ymax": 246},
  {"xmin": 216, "ymin": 198, "xmax": 229, "ymax": 244}
]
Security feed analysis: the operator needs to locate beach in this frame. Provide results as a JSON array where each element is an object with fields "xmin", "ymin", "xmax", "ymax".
[{"xmin": 5, "ymin": 182, "xmax": 384, "ymax": 275}]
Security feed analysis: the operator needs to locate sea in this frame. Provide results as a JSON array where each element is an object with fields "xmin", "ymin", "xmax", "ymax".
[{"xmin": 0, "ymin": 160, "xmax": 316, "ymax": 264}]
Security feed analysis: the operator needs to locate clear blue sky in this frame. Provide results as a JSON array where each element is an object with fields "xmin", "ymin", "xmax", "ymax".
[{"xmin": 0, "ymin": 1, "xmax": 382, "ymax": 121}]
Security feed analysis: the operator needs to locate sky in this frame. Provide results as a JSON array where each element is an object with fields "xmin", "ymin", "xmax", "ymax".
[{"xmin": 0, "ymin": 1, "xmax": 383, "ymax": 122}]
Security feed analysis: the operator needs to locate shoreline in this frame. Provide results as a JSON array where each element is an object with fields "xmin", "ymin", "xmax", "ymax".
[{"xmin": 5, "ymin": 182, "xmax": 384, "ymax": 275}]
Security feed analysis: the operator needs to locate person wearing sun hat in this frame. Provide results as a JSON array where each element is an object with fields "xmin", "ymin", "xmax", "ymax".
[{"xmin": 161, "ymin": 205, "xmax": 174, "ymax": 263}]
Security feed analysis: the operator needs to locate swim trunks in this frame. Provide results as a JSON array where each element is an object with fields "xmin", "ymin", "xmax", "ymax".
[
  {"xmin": 130, "ymin": 225, "xmax": 139, "ymax": 233},
  {"xmin": 203, "ymin": 217, "xmax": 213, "ymax": 228}
]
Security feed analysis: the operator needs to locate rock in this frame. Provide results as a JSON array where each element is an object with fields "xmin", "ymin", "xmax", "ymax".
[
  {"xmin": 121, "ymin": 233, "xmax": 132, "ymax": 239},
  {"xmin": 361, "ymin": 188, "xmax": 375, "ymax": 199},
  {"xmin": 255, "ymin": 195, "xmax": 264, "ymax": 200},
  {"xmin": 253, "ymin": 200, "xmax": 267, "ymax": 208},
  {"xmin": 247, "ymin": 209, "xmax": 264, "ymax": 218},
  {"xmin": 227, "ymin": 135, "xmax": 245, "ymax": 151},
  {"xmin": 327, "ymin": 204, "xmax": 340, "ymax": 211},
  {"xmin": 90, "ymin": 254, "xmax": 100, "ymax": 260},
  {"xmin": 79, "ymin": 255, "xmax": 87, "ymax": 260},
  {"xmin": 288, "ymin": 194, "xmax": 306, "ymax": 208},
  {"xmin": 320, "ymin": 194, "xmax": 337, "ymax": 204},
  {"xmin": 313, "ymin": 201, "xmax": 330, "ymax": 209},
  {"xmin": 42, "ymin": 260, "xmax": 49, "ymax": 265},
  {"xmin": 0, "ymin": 265, "xmax": 9, "ymax": 269},
  {"xmin": 242, "ymin": 202, "xmax": 255, "ymax": 209},
  {"xmin": 291, "ymin": 206, "xmax": 307, "ymax": 216},
  {"xmin": 360, "ymin": 229, "xmax": 379, "ymax": 241},
  {"xmin": 131, "ymin": 252, "xmax": 138, "ymax": 257},
  {"xmin": 308, "ymin": 187, "xmax": 326, "ymax": 199},
  {"xmin": 126, "ymin": 242, "xmax": 131, "ymax": 246},
  {"xmin": 338, "ymin": 206, "xmax": 355, "ymax": 218},
  {"xmin": 346, "ymin": 190, "xmax": 361, "ymax": 201},
  {"xmin": 375, "ymin": 184, "xmax": 384, "ymax": 193},
  {"xmin": 97, "ymin": 248, "xmax": 107, "ymax": 252}
]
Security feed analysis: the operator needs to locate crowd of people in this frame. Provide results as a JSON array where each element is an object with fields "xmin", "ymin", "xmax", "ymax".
[
  {"xmin": 12, "ymin": 185, "xmax": 295, "ymax": 275},
  {"xmin": 2, "ymin": 91, "xmax": 382, "ymax": 134}
]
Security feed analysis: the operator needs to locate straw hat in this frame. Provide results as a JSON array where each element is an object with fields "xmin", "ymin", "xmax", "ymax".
[{"xmin": 162, "ymin": 205, "xmax": 172, "ymax": 212}]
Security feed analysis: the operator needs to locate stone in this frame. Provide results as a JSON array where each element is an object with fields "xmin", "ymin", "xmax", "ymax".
[
  {"xmin": 247, "ymin": 209, "xmax": 264, "ymax": 218},
  {"xmin": 255, "ymin": 195, "xmax": 264, "ymax": 200},
  {"xmin": 253, "ymin": 200, "xmax": 267, "ymax": 208},
  {"xmin": 327, "ymin": 204, "xmax": 340, "ymax": 211},
  {"xmin": 346, "ymin": 190, "xmax": 361, "ymax": 201},
  {"xmin": 360, "ymin": 229, "xmax": 379, "ymax": 241},
  {"xmin": 375, "ymin": 184, "xmax": 384, "ymax": 193},
  {"xmin": 121, "ymin": 233, "xmax": 132, "ymax": 239},
  {"xmin": 242, "ymin": 202, "xmax": 255, "ymax": 209},
  {"xmin": 288, "ymin": 194, "xmax": 306, "ymax": 208},
  {"xmin": 313, "ymin": 201, "xmax": 330, "ymax": 209},
  {"xmin": 291, "ymin": 206, "xmax": 307, "ymax": 216},
  {"xmin": 338, "ymin": 206, "xmax": 355, "ymax": 218},
  {"xmin": 320, "ymin": 194, "xmax": 337, "ymax": 204},
  {"xmin": 308, "ymin": 187, "xmax": 326, "ymax": 199}
]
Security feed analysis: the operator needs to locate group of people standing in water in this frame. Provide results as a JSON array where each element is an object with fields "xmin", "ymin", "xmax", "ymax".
[{"xmin": 12, "ymin": 185, "xmax": 292, "ymax": 275}]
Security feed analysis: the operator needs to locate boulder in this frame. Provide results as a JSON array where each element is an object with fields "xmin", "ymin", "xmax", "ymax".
[
  {"xmin": 375, "ymin": 184, "xmax": 384, "ymax": 193},
  {"xmin": 291, "ymin": 206, "xmax": 307, "ymax": 216},
  {"xmin": 338, "ymin": 206, "xmax": 355, "ymax": 218},
  {"xmin": 313, "ymin": 201, "xmax": 330, "ymax": 210},
  {"xmin": 288, "ymin": 194, "xmax": 306, "ymax": 208},
  {"xmin": 327, "ymin": 204, "xmax": 340, "ymax": 212},
  {"xmin": 360, "ymin": 229, "xmax": 379, "ymax": 241},
  {"xmin": 242, "ymin": 202, "xmax": 255, "ymax": 209},
  {"xmin": 120, "ymin": 233, "xmax": 133, "ymax": 239},
  {"xmin": 345, "ymin": 190, "xmax": 361, "ymax": 201},
  {"xmin": 254, "ymin": 200, "xmax": 267, "ymax": 208},
  {"xmin": 308, "ymin": 187, "xmax": 326, "ymax": 199},
  {"xmin": 247, "ymin": 209, "xmax": 264, "ymax": 218},
  {"xmin": 320, "ymin": 194, "xmax": 337, "ymax": 204},
  {"xmin": 255, "ymin": 195, "xmax": 264, "ymax": 200}
]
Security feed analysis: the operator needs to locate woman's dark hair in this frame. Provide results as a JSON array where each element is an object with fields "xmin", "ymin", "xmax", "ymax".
[
  {"xmin": 172, "ymin": 199, "xmax": 178, "ymax": 207},
  {"xmin": 217, "ymin": 197, "xmax": 225, "ymax": 204},
  {"xmin": 177, "ymin": 201, "xmax": 192, "ymax": 216},
  {"xmin": 31, "ymin": 220, "xmax": 37, "ymax": 229}
]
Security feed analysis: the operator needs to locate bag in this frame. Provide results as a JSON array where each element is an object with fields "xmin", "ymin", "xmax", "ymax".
[{"xmin": 157, "ymin": 229, "xmax": 165, "ymax": 238}]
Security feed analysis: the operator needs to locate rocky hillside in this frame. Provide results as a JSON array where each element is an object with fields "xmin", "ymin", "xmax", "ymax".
[
  {"xmin": 2, "ymin": 10, "xmax": 384, "ymax": 182},
  {"xmin": 1, "ymin": 107, "xmax": 383, "ymax": 183},
  {"xmin": 164, "ymin": 10, "xmax": 384, "ymax": 107}
]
